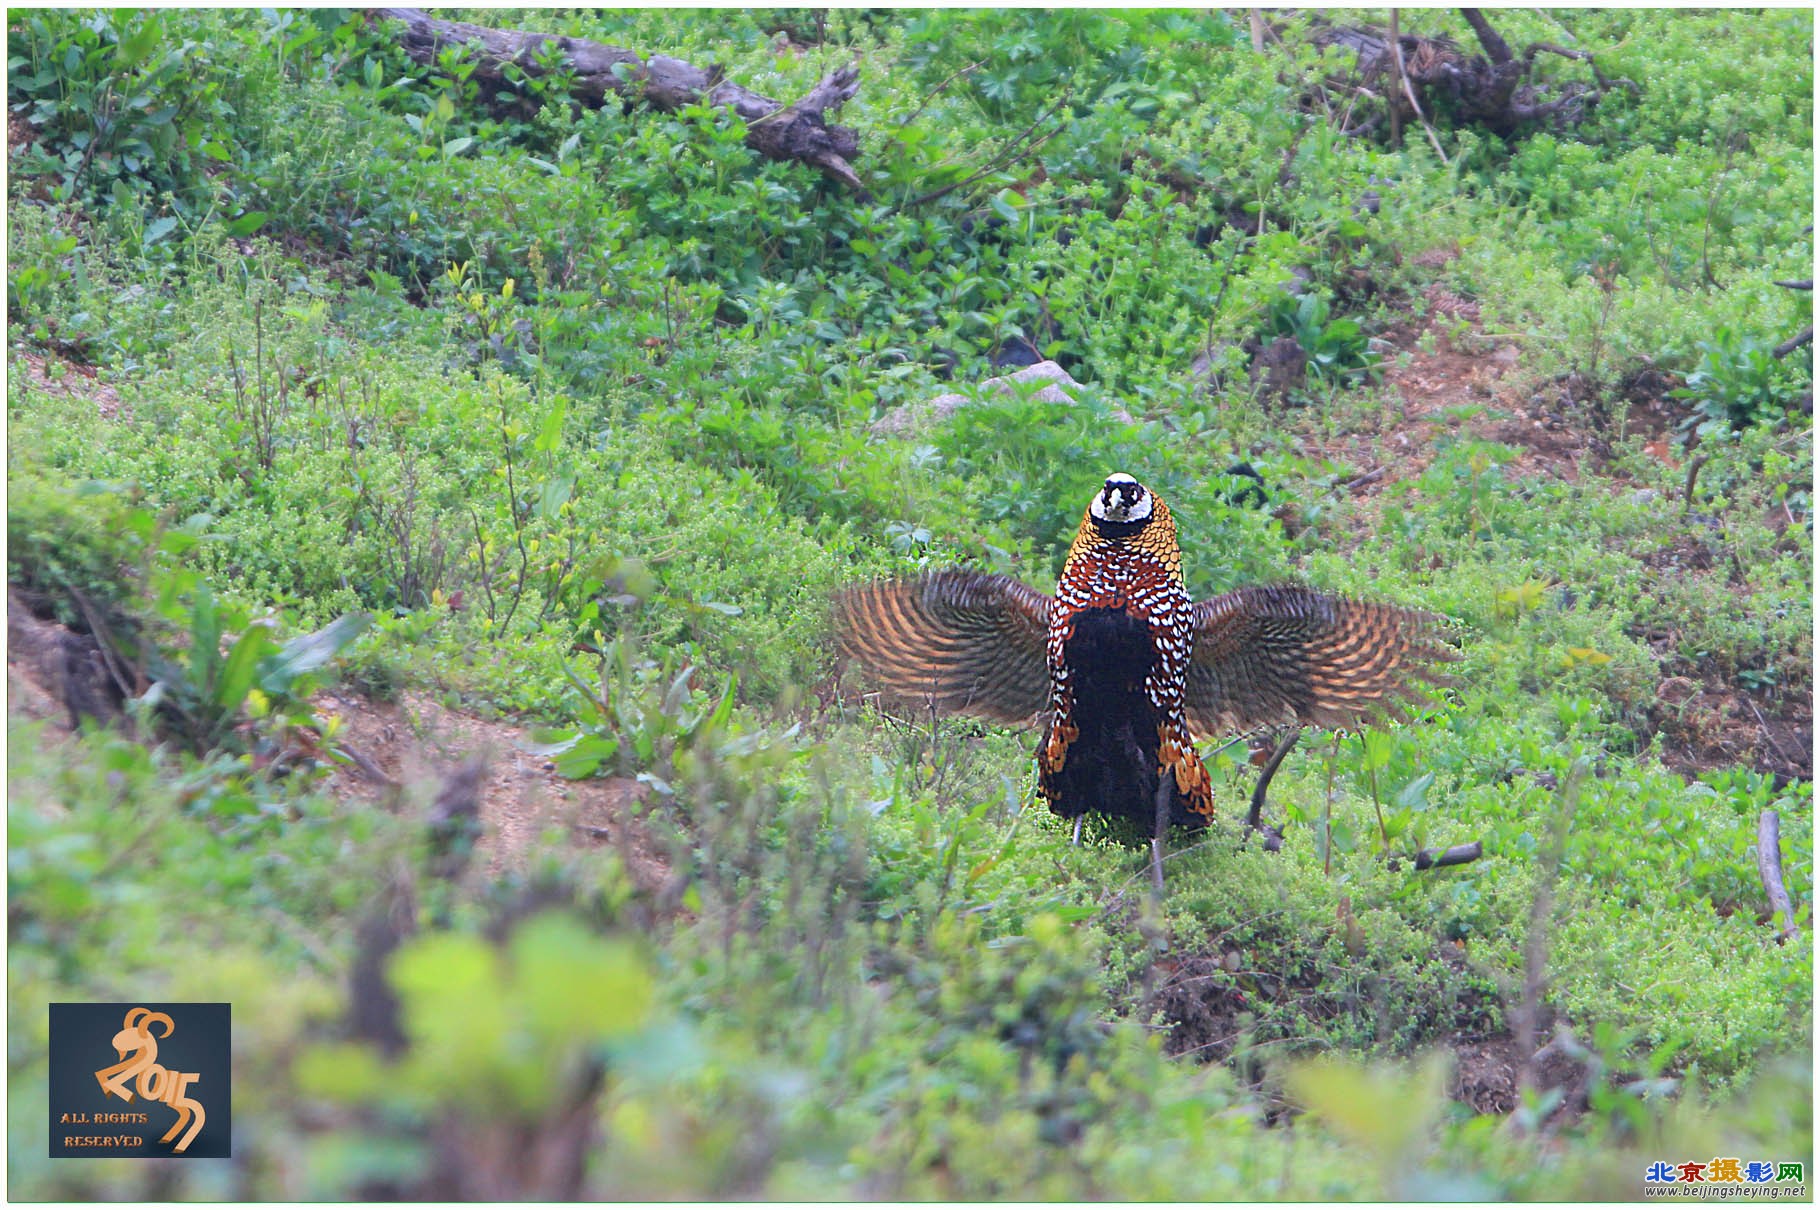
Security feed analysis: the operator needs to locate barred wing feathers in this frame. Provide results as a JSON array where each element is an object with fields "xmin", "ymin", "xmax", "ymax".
[
  {"xmin": 1184, "ymin": 586, "xmax": 1452, "ymax": 738},
  {"xmin": 833, "ymin": 572, "xmax": 1052, "ymax": 726}
]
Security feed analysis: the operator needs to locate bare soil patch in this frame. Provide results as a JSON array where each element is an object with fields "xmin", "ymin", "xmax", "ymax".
[
  {"xmin": 8, "ymin": 111, "xmax": 36, "ymax": 158},
  {"xmin": 1449, "ymin": 1027, "xmax": 1586, "ymax": 1116},
  {"xmin": 1154, "ymin": 939, "xmax": 1588, "ymax": 1121},
  {"xmin": 1647, "ymin": 676, "xmax": 1812, "ymax": 787},
  {"xmin": 1305, "ymin": 280, "xmax": 1811, "ymax": 786},
  {"xmin": 4, "ymin": 597, "xmax": 665, "ymax": 888},
  {"xmin": 10, "ymin": 348, "xmax": 125, "ymax": 418},
  {"xmin": 1303, "ymin": 278, "xmax": 1695, "ymax": 501},
  {"xmin": 314, "ymin": 690, "xmax": 668, "ymax": 889}
]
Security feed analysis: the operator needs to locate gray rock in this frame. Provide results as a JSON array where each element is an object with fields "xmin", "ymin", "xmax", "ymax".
[{"xmin": 871, "ymin": 360, "xmax": 1130, "ymax": 436}]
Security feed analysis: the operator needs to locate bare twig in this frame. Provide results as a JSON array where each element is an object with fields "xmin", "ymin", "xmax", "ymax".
[
  {"xmin": 1387, "ymin": 9, "xmax": 1404, "ymax": 148},
  {"xmin": 1150, "ymin": 773, "xmax": 1171, "ymax": 898},
  {"xmin": 1756, "ymin": 810, "xmax": 1799, "ymax": 942},
  {"xmin": 1774, "ymin": 278, "xmax": 1813, "ymax": 290},
  {"xmin": 1515, "ymin": 758, "xmax": 1584, "ymax": 1109},
  {"xmin": 335, "ymin": 741, "xmax": 402, "ymax": 789},
  {"xmin": 893, "ymin": 60, "xmax": 981, "ymax": 131},
  {"xmin": 899, "ymin": 94, "xmax": 1069, "ymax": 211},
  {"xmin": 1682, "ymin": 452, "xmax": 1710, "ymax": 509},
  {"xmin": 1388, "ymin": 16, "xmax": 1452, "ymax": 164},
  {"xmin": 1743, "ymin": 697, "xmax": 1800, "ymax": 772}
]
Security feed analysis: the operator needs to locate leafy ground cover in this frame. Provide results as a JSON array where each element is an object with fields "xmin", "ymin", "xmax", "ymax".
[{"xmin": 7, "ymin": 7, "xmax": 1812, "ymax": 1199}]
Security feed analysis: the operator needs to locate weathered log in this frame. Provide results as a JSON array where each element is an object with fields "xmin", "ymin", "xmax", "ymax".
[
  {"xmin": 1312, "ymin": 9, "xmax": 1635, "ymax": 140},
  {"xmin": 365, "ymin": 8, "xmax": 865, "ymax": 190}
]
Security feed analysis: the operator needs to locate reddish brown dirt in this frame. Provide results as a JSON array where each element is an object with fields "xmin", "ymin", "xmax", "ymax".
[
  {"xmin": 10, "ymin": 348, "xmax": 125, "ymax": 419},
  {"xmin": 4, "ymin": 609, "xmax": 666, "ymax": 889},
  {"xmin": 1448, "ymin": 1029, "xmax": 1587, "ymax": 1116},
  {"xmin": 1154, "ymin": 939, "xmax": 1589, "ymax": 1121},
  {"xmin": 1297, "ymin": 271, "xmax": 1811, "ymax": 785},
  {"xmin": 8, "ymin": 111, "xmax": 36, "ymax": 158},
  {"xmin": 1306, "ymin": 316, "xmax": 1578, "ymax": 495},
  {"xmin": 1648, "ymin": 675, "xmax": 1812, "ymax": 787},
  {"xmin": 316, "ymin": 690, "xmax": 669, "ymax": 889}
]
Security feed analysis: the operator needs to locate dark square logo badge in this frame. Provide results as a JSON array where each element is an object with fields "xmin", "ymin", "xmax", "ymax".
[{"xmin": 48, "ymin": 1003, "xmax": 231, "ymax": 1159}]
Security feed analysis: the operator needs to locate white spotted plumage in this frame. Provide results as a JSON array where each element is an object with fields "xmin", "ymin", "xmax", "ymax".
[{"xmin": 1041, "ymin": 473, "xmax": 1215, "ymax": 820}]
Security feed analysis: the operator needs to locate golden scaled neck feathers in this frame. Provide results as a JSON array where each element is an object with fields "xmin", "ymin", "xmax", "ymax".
[{"xmin": 1067, "ymin": 488, "xmax": 1184, "ymax": 586}]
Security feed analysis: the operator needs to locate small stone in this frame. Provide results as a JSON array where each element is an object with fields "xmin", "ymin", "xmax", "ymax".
[{"xmin": 871, "ymin": 360, "xmax": 1130, "ymax": 436}]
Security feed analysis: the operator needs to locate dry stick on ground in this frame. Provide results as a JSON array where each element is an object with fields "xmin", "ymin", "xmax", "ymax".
[
  {"xmin": 1413, "ymin": 840, "xmax": 1482, "ymax": 870},
  {"xmin": 1515, "ymin": 758, "xmax": 1585, "ymax": 1114},
  {"xmin": 1387, "ymin": 9, "xmax": 1403, "ymax": 146},
  {"xmin": 898, "ymin": 93, "xmax": 1071, "ymax": 211},
  {"xmin": 1774, "ymin": 277, "xmax": 1813, "ymax": 359},
  {"xmin": 1387, "ymin": 10, "xmax": 1451, "ymax": 164},
  {"xmin": 1756, "ymin": 809, "xmax": 1800, "ymax": 943},
  {"xmin": 1774, "ymin": 327, "xmax": 1813, "ymax": 359},
  {"xmin": 366, "ymin": 7, "xmax": 865, "ymax": 191},
  {"xmin": 1744, "ymin": 696, "xmax": 1802, "ymax": 775}
]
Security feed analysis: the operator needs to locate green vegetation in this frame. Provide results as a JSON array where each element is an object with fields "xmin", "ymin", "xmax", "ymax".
[{"xmin": 8, "ymin": 7, "xmax": 1811, "ymax": 1198}]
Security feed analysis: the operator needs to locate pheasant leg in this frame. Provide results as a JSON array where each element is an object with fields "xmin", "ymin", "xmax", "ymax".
[
  {"xmin": 1244, "ymin": 730, "xmax": 1298, "ymax": 852},
  {"xmin": 1151, "ymin": 770, "xmax": 1171, "ymax": 896}
]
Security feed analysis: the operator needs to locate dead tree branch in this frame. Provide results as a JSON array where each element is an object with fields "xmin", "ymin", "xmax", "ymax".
[
  {"xmin": 1757, "ymin": 809, "xmax": 1800, "ymax": 943},
  {"xmin": 1774, "ymin": 327, "xmax": 1813, "ymax": 359},
  {"xmin": 1312, "ymin": 9, "xmax": 1636, "ymax": 141},
  {"xmin": 1414, "ymin": 840, "xmax": 1483, "ymax": 870},
  {"xmin": 366, "ymin": 8, "xmax": 865, "ymax": 190},
  {"xmin": 1459, "ymin": 7, "xmax": 1514, "ymax": 65}
]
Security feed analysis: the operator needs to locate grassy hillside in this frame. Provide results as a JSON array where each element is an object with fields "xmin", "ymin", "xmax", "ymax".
[{"xmin": 7, "ymin": 8, "xmax": 1812, "ymax": 1198}]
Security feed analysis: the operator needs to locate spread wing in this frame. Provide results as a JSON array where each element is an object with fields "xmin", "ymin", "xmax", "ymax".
[
  {"xmin": 832, "ymin": 572, "xmax": 1052, "ymax": 726},
  {"xmin": 1185, "ymin": 586, "xmax": 1453, "ymax": 738}
]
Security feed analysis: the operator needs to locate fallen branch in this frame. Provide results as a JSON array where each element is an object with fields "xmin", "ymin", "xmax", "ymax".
[
  {"xmin": 1312, "ymin": 9, "xmax": 1635, "ymax": 140},
  {"xmin": 1414, "ymin": 840, "xmax": 1483, "ymax": 870},
  {"xmin": 1756, "ymin": 809, "xmax": 1800, "ymax": 943},
  {"xmin": 335, "ymin": 741, "xmax": 401, "ymax": 790},
  {"xmin": 1774, "ymin": 326, "xmax": 1813, "ymax": 359},
  {"xmin": 366, "ymin": 8, "xmax": 865, "ymax": 190}
]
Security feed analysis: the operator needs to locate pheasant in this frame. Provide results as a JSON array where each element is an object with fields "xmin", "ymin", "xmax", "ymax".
[{"xmin": 834, "ymin": 472, "xmax": 1451, "ymax": 888}]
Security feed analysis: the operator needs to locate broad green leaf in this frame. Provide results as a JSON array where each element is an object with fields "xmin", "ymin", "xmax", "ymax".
[
  {"xmin": 224, "ymin": 210, "xmax": 268, "ymax": 237},
  {"xmin": 215, "ymin": 623, "xmax": 277, "ymax": 711},
  {"xmin": 257, "ymin": 613, "xmax": 371, "ymax": 695}
]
